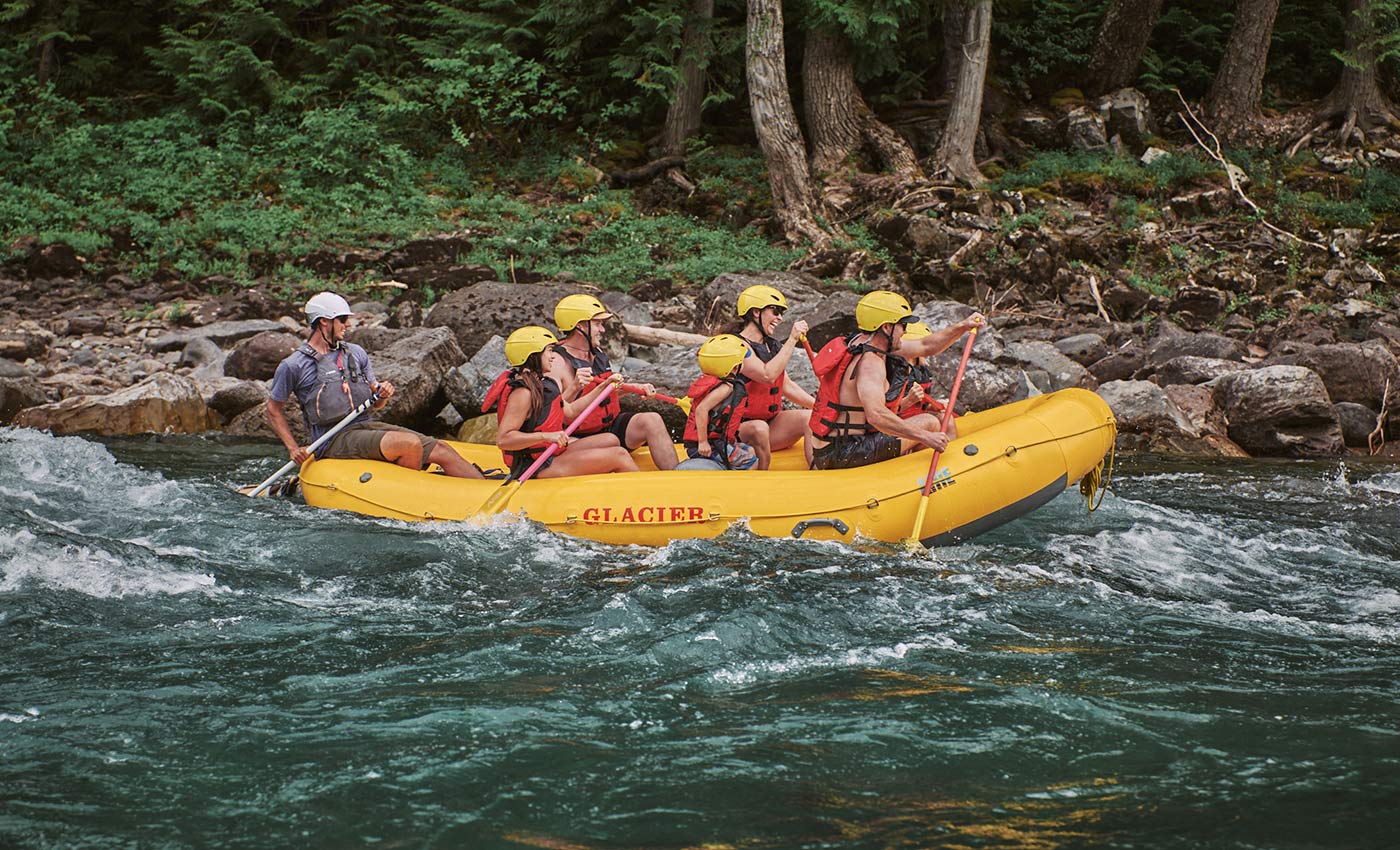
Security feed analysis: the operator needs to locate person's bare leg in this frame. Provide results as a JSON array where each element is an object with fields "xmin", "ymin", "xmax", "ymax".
[
  {"xmin": 739, "ymin": 419, "xmax": 772, "ymax": 470},
  {"xmin": 379, "ymin": 431, "xmax": 424, "ymax": 470},
  {"xmin": 427, "ymin": 442, "xmax": 484, "ymax": 479},
  {"xmin": 624, "ymin": 412, "xmax": 679, "ymax": 470}
]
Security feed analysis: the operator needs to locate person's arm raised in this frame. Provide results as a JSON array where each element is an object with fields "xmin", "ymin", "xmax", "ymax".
[
  {"xmin": 900, "ymin": 313, "xmax": 984, "ymax": 360},
  {"xmin": 740, "ymin": 319, "xmax": 809, "ymax": 384}
]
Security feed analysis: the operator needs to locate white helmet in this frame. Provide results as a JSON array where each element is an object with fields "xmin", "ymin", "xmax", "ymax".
[{"xmin": 305, "ymin": 292, "xmax": 352, "ymax": 327}]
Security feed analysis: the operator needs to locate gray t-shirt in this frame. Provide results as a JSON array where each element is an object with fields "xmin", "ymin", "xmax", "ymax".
[{"xmin": 270, "ymin": 342, "xmax": 377, "ymax": 440}]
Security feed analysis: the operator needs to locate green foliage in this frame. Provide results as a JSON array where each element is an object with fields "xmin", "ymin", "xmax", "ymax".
[
  {"xmin": 1139, "ymin": 3, "xmax": 1227, "ymax": 95},
  {"xmin": 992, "ymin": 149, "xmax": 1218, "ymax": 199},
  {"xmin": 991, "ymin": 0, "xmax": 1101, "ymax": 97}
]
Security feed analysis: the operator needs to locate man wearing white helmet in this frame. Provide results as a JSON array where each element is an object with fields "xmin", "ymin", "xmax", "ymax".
[{"xmin": 266, "ymin": 292, "xmax": 482, "ymax": 478}]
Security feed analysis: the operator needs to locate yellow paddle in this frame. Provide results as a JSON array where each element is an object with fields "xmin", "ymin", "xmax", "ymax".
[{"xmin": 902, "ymin": 326, "xmax": 978, "ymax": 552}]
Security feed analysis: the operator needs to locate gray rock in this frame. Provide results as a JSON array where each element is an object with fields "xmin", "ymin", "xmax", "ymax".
[
  {"xmin": 1212, "ymin": 365, "xmax": 1345, "ymax": 457},
  {"xmin": 372, "ymin": 327, "xmax": 466, "ymax": 429},
  {"xmin": 206, "ymin": 379, "xmax": 269, "ymax": 421},
  {"xmin": 1098, "ymin": 379, "xmax": 1199, "ymax": 438},
  {"xmin": 0, "ymin": 376, "xmax": 49, "ymax": 423},
  {"xmin": 1088, "ymin": 345, "xmax": 1145, "ymax": 383},
  {"xmin": 1097, "ymin": 87, "xmax": 1153, "ymax": 152},
  {"xmin": 146, "ymin": 320, "xmax": 285, "ymax": 353},
  {"xmin": 1152, "ymin": 356, "xmax": 1250, "ymax": 386},
  {"xmin": 1055, "ymin": 333, "xmax": 1109, "ymax": 366},
  {"xmin": 1334, "ymin": 401, "xmax": 1380, "ymax": 448},
  {"xmin": 224, "ymin": 331, "xmax": 302, "ymax": 381},
  {"xmin": 1000, "ymin": 340, "xmax": 1097, "ymax": 391},
  {"xmin": 442, "ymin": 335, "xmax": 510, "ymax": 420},
  {"xmin": 1145, "ymin": 332, "xmax": 1247, "ymax": 369},
  {"xmin": 1062, "ymin": 106, "xmax": 1108, "ymax": 150},
  {"xmin": 1291, "ymin": 341, "xmax": 1399, "ymax": 410},
  {"xmin": 178, "ymin": 337, "xmax": 224, "ymax": 369},
  {"xmin": 14, "ymin": 372, "xmax": 215, "ymax": 436}
]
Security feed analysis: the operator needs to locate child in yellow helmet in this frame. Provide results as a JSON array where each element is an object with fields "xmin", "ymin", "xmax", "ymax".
[{"xmin": 680, "ymin": 335, "xmax": 760, "ymax": 470}]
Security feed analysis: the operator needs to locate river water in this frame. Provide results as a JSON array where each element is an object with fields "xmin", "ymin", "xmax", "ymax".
[{"xmin": 2, "ymin": 427, "xmax": 1397, "ymax": 849}]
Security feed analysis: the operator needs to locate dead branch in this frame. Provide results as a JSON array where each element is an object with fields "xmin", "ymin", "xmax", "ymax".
[
  {"xmin": 1087, "ymin": 273, "xmax": 1112, "ymax": 323},
  {"xmin": 1174, "ymin": 89, "xmax": 1327, "ymax": 253},
  {"xmin": 1370, "ymin": 379, "xmax": 1391, "ymax": 456},
  {"xmin": 947, "ymin": 231, "xmax": 985, "ymax": 267},
  {"xmin": 608, "ymin": 156, "xmax": 687, "ymax": 188}
]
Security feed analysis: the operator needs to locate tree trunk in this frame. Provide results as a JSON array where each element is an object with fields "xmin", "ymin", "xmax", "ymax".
[
  {"xmin": 1083, "ymin": 0, "xmax": 1165, "ymax": 97},
  {"xmin": 942, "ymin": 1, "xmax": 969, "ymax": 98},
  {"xmin": 747, "ymin": 0, "xmax": 830, "ymax": 247},
  {"xmin": 660, "ymin": 0, "xmax": 714, "ymax": 156},
  {"xmin": 934, "ymin": 0, "xmax": 991, "ymax": 186},
  {"xmin": 804, "ymin": 26, "xmax": 861, "ymax": 175},
  {"xmin": 1316, "ymin": 0, "xmax": 1399, "ymax": 142},
  {"xmin": 1205, "ymin": 0, "xmax": 1282, "ymax": 138}
]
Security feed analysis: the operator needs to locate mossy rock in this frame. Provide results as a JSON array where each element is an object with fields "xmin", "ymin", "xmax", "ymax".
[{"xmin": 1049, "ymin": 88, "xmax": 1086, "ymax": 110}]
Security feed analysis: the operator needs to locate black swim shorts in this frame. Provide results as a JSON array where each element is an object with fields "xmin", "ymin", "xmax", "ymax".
[{"xmin": 809, "ymin": 433, "xmax": 902, "ymax": 470}]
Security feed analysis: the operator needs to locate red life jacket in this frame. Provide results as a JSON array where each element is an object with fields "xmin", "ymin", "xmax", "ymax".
[
  {"xmin": 483, "ymin": 369, "xmax": 567, "ymax": 475},
  {"xmin": 808, "ymin": 334, "xmax": 882, "ymax": 439},
  {"xmin": 885, "ymin": 356, "xmax": 949, "ymax": 420},
  {"xmin": 682, "ymin": 375, "xmax": 748, "ymax": 444},
  {"xmin": 556, "ymin": 345, "xmax": 620, "ymax": 435},
  {"xmin": 740, "ymin": 335, "xmax": 784, "ymax": 422}
]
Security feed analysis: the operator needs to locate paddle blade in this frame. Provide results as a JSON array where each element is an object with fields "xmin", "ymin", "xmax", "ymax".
[
  {"xmin": 677, "ymin": 396, "xmax": 692, "ymax": 416},
  {"xmin": 477, "ymin": 480, "xmax": 521, "ymax": 515}
]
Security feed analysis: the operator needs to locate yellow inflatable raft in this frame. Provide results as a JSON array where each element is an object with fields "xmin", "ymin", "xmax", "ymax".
[{"xmin": 296, "ymin": 388, "xmax": 1116, "ymax": 547}]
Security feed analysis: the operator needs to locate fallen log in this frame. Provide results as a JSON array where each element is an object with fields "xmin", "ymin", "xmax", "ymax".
[{"xmin": 623, "ymin": 323, "xmax": 706, "ymax": 348}]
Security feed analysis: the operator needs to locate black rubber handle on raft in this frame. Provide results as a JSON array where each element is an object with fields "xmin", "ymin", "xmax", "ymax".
[{"xmin": 791, "ymin": 518, "xmax": 850, "ymax": 538}]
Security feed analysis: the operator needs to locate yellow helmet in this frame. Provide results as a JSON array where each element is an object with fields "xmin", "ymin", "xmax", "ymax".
[
  {"xmin": 903, "ymin": 321, "xmax": 931, "ymax": 340},
  {"xmin": 554, "ymin": 294, "xmax": 612, "ymax": 332},
  {"xmin": 736, "ymin": 284, "xmax": 788, "ymax": 317},
  {"xmin": 697, "ymin": 334, "xmax": 749, "ymax": 378},
  {"xmin": 856, "ymin": 290, "xmax": 913, "ymax": 331},
  {"xmin": 505, "ymin": 326, "xmax": 559, "ymax": 367}
]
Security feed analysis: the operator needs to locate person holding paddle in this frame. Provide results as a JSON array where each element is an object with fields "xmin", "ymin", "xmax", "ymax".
[
  {"xmin": 729, "ymin": 284, "xmax": 816, "ymax": 468},
  {"xmin": 486, "ymin": 326, "xmax": 638, "ymax": 479},
  {"xmin": 807, "ymin": 291, "xmax": 982, "ymax": 470},
  {"xmin": 885, "ymin": 321, "xmax": 960, "ymax": 439},
  {"xmin": 267, "ymin": 292, "xmax": 482, "ymax": 478},
  {"xmin": 550, "ymin": 294, "xmax": 679, "ymax": 471},
  {"xmin": 681, "ymin": 334, "xmax": 760, "ymax": 470}
]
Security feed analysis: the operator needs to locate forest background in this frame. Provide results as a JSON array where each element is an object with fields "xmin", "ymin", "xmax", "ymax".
[{"xmin": 3, "ymin": 0, "xmax": 1399, "ymax": 313}]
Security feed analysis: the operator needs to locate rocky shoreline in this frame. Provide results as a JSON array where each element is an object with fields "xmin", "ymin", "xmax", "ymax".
[{"xmin": 2, "ymin": 231, "xmax": 1397, "ymax": 463}]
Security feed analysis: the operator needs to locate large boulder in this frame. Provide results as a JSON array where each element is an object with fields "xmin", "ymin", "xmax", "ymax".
[
  {"xmin": 224, "ymin": 331, "xmax": 303, "ymax": 380},
  {"xmin": 1063, "ymin": 106, "xmax": 1109, "ymax": 150},
  {"xmin": 442, "ymin": 335, "xmax": 510, "ymax": 420},
  {"xmin": 200, "ymin": 378, "xmax": 269, "ymax": 422},
  {"xmin": 0, "ymin": 376, "xmax": 50, "ymax": 423},
  {"xmin": 1145, "ymin": 332, "xmax": 1247, "ymax": 370},
  {"xmin": 1291, "ymin": 342, "xmax": 1399, "ymax": 410},
  {"xmin": 424, "ymin": 281, "xmax": 606, "ymax": 361},
  {"xmin": 224, "ymin": 396, "xmax": 305, "ymax": 443},
  {"xmin": 1088, "ymin": 344, "xmax": 1145, "ymax": 383},
  {"xmin": 1152, "ymin": 356, "xmax": 1250, "ymax": 387},
  {"xmin": 1097, "ymin": 88, "xmax": 1154, "ymax": 152},
  {"xmin": 14, "ymin": 373, "xmax": 215, "ymax": 436},
  {"xmin": 146, "ymin": 319, "xmax": 285, "ymax": 353},
  {"xmin": 1212, "ymin": 366, "xmax": 1345, "ymax": 457},
  {"xmin": 1055, "ymin": 333, "xmax": 1109, "ymax": 366},
  {"xmin": 371, "ymin": 327, "xmax": 465, "ymax": 429},
  {"xmin": 999, "ymin": 341, "xmax": 1096, "ymax": 391},
  {"xmin": 0, "ymin": 322, "xmax": 55, "ymax": 361},
  {"xmin": 1334, "ymin": 401, "xmax": 1380, "ymax": 448},
  {"xmin": 1099, "ymin": 380, "xmax": 1243, "ymax": 456}
]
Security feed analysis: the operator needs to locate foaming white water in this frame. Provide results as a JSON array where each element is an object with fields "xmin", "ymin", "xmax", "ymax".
[
  {"xmin": 0, "ymin": 428, "xmax": 191, "ymax": 514},
  {"xmin": 0, "ymin": 529, "xmax": 221, "ymax": 598}
]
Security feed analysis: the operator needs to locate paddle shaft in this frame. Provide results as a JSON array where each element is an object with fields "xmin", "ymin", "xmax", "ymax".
[
  {"xmin": 619, "ymin": 383, "xmax": 681, "ymax": 406},
  {"xmin": 514, "ymin": 379, "xmax": 621, "ymax": 484},
  {"xmin": 904, "ymin": 327, "xmax": 978, "ymax": 548},
  {"xmin": 248, "ymin": 392, "xmax": 380, "ymax": 497}
]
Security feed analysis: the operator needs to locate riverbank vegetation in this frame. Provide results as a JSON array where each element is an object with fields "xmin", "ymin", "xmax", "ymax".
[{"xmin": 3, "ymin": 0, "xmax": 1399, "ymax": 305}]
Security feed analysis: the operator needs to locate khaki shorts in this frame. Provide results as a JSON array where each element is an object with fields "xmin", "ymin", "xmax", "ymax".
[{"xmin": 319, "ymin": 422, "xmax": 438, "ymax": 469}]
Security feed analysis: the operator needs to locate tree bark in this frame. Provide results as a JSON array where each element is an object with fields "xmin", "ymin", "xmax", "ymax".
[
  {"xmin": 747, "ymin": 0, "xmax": 830, "ymax": 247},
  {"xmin": 1316, "ymin": 0, "xmax": 1399, "ymax": 142},
  {"xmin": 1083, "ymin": 0, "xmax": 1165, "ymax": 97},
  {"xmin": 1205, "ymin": 0, "xmax": 1282, "ymax": 138},
  {"xmin": 660, "ymin": 0, "xmax": 714, "ymax": 156},
  {"xmin": 942, "ymin": 1, "xmax": 969, "ymax": 98},
  {"xmin": 934, "ymin": 0, "xmax": 992, "ymax": 186},
  {"xmin": 804, "ymin": 26, "xmax": 861, "ymax": 175}
]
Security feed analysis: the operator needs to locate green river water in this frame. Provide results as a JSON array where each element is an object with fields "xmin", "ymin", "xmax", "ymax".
[{"xmin": 2, "ymin": 427, "xmax": 1397, "ymax": 849}]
